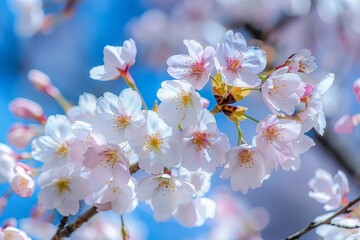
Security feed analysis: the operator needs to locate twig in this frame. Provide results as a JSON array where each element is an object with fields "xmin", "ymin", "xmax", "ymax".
[
  {"xmin": 52, "ymin": 216, "xmax": 68, "ymax": 238},
  {"xmin": 328, "ymin": 222, "xmax": 360, "ymax": 229},
  {"xmin": 285, "ymin": 196, "xmax": 360, "ymax": 239}
]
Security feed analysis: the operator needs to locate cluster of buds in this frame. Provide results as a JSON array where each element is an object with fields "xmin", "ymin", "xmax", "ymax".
[{"xmin": 0, "ymin": 30, "xmax": 334, "ymax": 238}]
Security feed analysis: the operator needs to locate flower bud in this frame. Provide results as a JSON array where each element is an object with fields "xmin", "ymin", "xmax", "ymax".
[
  {"xmin": 8, "ymin": 98, "xmax": 45, "ymax": 122},
  {"xmin": 28, "ymin": 69, "xmax": 60, "ymax": 97},
  {"xmin": 11, "ymin": 166, "xmax": 35, "ymax": 198},
  {"xmin": 8, "ymin": 123, "xmax": 42, "ymax": 149}
]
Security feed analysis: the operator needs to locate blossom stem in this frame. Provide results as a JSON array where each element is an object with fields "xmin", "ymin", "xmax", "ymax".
[
  {"xmin": 121, "ymin": 215, "xmax": 129, "ymax": 240},
  {"xmin": 243, "ymin": 114, "xmax": 259, "ymax": 123},
  {"xmin": 241, "ymin": 88, "xmax": 261, "ymax": 91},
  {"xmin": 53, "ymin": 94, "xmax": 72, "ymax": 113},
  {"xmin": 235, "ymin": 123, "xmax": 245, "ymax": 145},
  {"xmin": 123, "ymin": 72, "xmax": 148, "ymax": 110},
  {"xmin": 284, "ymin": 196, "xmax": 360, "ymax": 239}
]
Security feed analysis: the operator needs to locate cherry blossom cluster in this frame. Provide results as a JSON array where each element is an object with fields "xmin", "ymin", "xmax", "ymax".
[
  {"xmin": 307, "ymin": 169, "xmax": 360, "ymax": 239},
  {"xmin": 334, "ymin": 78, "xmax": 360, "ymax": 134},
  {"xmin": 0, "ymin": 30, "xmax": 335, "ymax": 239}
]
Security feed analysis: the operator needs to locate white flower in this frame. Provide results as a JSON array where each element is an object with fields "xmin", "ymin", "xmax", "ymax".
[
  {"xmin": 178, "ymin": 167, "xmax": 212, "ymax": 197},
  {"xmin": 167, "ymin": 40, "xmax": 215, "ymax": 90},
  {"xmin": 287, "ymin": 49, "xmax": 317, "ymax": 73},
  {"xmin": 309, "ymin": 169, "xmax": 349, "ymax": 211},
  {"xmin": 174, "ymin": 197, "xmax": 216, "ymax": 227},
  {"xmin": 83, "ymin": 143, "xmax": 130, "ymax": 183},
  {"xmin": 11, "ymin": 166, "xmax": 35, "ymax": 198},
  {"xmin": 179, "ymin": 109, "xmax": 230, "ymax": 173},
  {"xmin": 261, "ymin": 66, "xmax": 305, "ymax": 115},
  {"xmin": 131, "ymin": 111, "xmax": 180, "ymax": 174},
  {"xmin": 157, "ymin": 80, "xmax": 202, "ymax": 129},
  {"xmin": 90, "ymin": 39, "xmax": 137, "ymax": 81},
  {"xmin": 221, "ymin": 144, "xmax": 273, "ymax": 193},
  {"xmin": 216, "ymin": 30, "xmax": 266, "ymax": 87},
  {"xmin": 316, "ymin": 215, "xmax": 360, "ymax": 240},
  {"xmin": 10, "ymin": 0, "xmax": 44, "ymax": 37},
  {"xmin": 136, "ymin": 174, "xmax": 195, "ymax": 221},
  {"xmin": 0, "ymin": 144, "xmax": 16, "ymax": 183},
  {"xmin": 0, "ymin": 226, "xmax": 31, "ymax": 240},
  {"xmin": 31, "ymin": 115, "xmax": 76, "ymax": 170},
  {"xmin": 93, "ymin": 89, "xmax": 145, "ymax": 144},
  {"xmin": 254, "ymin": 115, "xmax": 302, "ymax": 165},
  {"xmin": 67, "ymin": 93, "xmax": 97, "ymax": 122},
  {"xmin": 297, "ymin": 73, "xmax": 335, "ymax": 135},
  {"xmin": 38, "ymin": 167, "xmax": 91, "ymax": 216}
]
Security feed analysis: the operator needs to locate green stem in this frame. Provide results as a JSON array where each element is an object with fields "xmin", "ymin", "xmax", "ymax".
[
  {"xmin": 244, "ymin": 114, "xmax": 259, "ymax": 123},
  {"xmin": 123, "ymin": 73, "xmax": 148, "ymax": 110},
  {"xmin": 241, "ymin": 87, "xmax": 261, "ymax": 91},
  {"xmin": 121, "ymin": 215, "xmax": 128, "ymax": 240},
  {"xmin": 235, "ymin": 123, "xmax": 245, "ymax": 146}
]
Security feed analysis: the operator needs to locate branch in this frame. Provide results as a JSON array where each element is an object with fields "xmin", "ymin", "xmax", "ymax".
[
  {"xmin": 285, "ymin": 196, "xmax": 360, "ymax": 239},
  {"xmin": 328, "ymin": 222, "xmax": 360, "ymax": 229}
]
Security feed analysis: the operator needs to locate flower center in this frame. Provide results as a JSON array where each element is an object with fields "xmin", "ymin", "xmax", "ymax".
[
  {"xmin": 56, "ymin": 144, "xmax": 68, "ymax": 157},
  {"xmin": 227, "ymin": 58, "xmax": 241, "ymax": 72},
  {"xmin": 238, "ymin": 150, "xmax": 254, "ymax": 168},
  {"xmin": 191, "ymin": 62, "xmax": 205, "ymax": 77},
  {"xmin": 157, "ymin": 178, "xmax": 176, "ymax": 192},
  {"xmin": 56, "ymin": 178, "xmax": 70, "ymax": 193},
  {"xmin": 265, "ymin": 125, "xmax": 281, "ymax": 143},
  {"xmin": 101, "ymin": 150, "xmax": 120, "ymax": 168},
  {"xmin": 115, "ymin": 114, "xmax": 131, "ymax": 128},
  {"xmin": 178, "ymin": 92, "xmax": 192, "ymax": 108},
  {"xmin": 145, "ymin": 133, "xmax": 163, "ymax": 152},
  {"xmin": 192, "ymin": 132, "xmax": 211, "ymax": 151}
]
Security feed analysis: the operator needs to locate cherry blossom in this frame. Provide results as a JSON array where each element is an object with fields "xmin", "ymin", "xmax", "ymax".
[
  {"xmin": 0, "ymin": 226, "xmax": 31, "ymax": 240},
  {"xmin": 136, "ymin": 174, "xmax": 195, "ymax": 221},
  {"xmin": 167, "ymin": 40, "xmax": 216, "ymax": 90},
  {"xmin": 31, "ymin": 115, "xmax": 76, "ymax": 170},
  {"xmin": 131, "ymin": 111, "xmax": 180, "ymax": 174},
  {"xmin": 28, "ymin": 69, "xmax": 60, "ymax": 98},
  {"xmin": 177, "ymin": 167, "xmax": 212, "ymax": 197},
  {"xmin": 93, "ymin": 89, "xmax": 145, "ymax": 143},
  {"xmin": 315, "ymin": 215, "xmax": 360, "ymax": 239},
  {"xmin": 67, "ymin": 93, "xmax": 97, "ymax": 122},
  {"xmin": 353, "ymin": 78, "xmax": 360, "ymax": 102},
  {"xmin": 11, "ymin": 166, "xmax": 35, "ymax": 198},
  {"xmin": 8, "ymin": 123, "xmax": 43, "ymax": 149},
  {"xmin": 8, "ymin": 98, "xmax": 45, "ymax": 123},
  {"xmin": 255, "ymin": 115, "xmax": 302, "ymax": 165},
  {"xmin": 308, "ymin": 169, "xmax": 349, "ymax": 211},
  {"xmin": 38, "ymin": 167, "xmax": 91, "ymax": 216},
  {"xmin": 179, "ymin": 109, "xmax": 230, "ymax": 173},
  {"xmin": 287, "ymin": 49, "xmax": 317, "ymax": 73},
  {"xmin": 90, "ymin": 39, "xmax": 137, "ymax": 81},
  {"xmin": 261, "ymin": 66, "xmax": 306, "ymax": 115},
  {"xmin": 216, "ymin": 30, "xmax": 266, "ymax": 87},
  {"xmin": 334, "ymin": 115, "xmax": 357, "ymax": 134},
  {"xmin": 157, "ymin": 80, "xmax": 202, "ymax": 129},
  {"xmin": 0, "ymin": 144, "xmax": 16, "ymax": 183},
  {"xmin": 221, "ymin": 144, "xmax": 273, "ymax": 193}
]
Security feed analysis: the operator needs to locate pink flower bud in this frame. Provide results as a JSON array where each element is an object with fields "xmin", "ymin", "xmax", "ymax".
[
  {"xmin": 7, "ymin": 123, "xmax": 42, "ymax": 149},
  {"xmin": 200, "ymin": 97, "xmax": 210, "ymax": 109},
  {"xmin": 11, "ymin": 166, "xmax": 35, "ymax": 198},
  {"xmin": 334, "ymin": 115, "xmax": 356, "ymax": 134},
  {"xmin": 353, "ymin": 78, "xmax": 360, "ymax": 102},
  {"xmin": 8, "ymin": 98, "xmax": 45, "ymax": 122},
  {"xmin": 28, "ymin": 69, "xmax": 60, "ymax": 97}
]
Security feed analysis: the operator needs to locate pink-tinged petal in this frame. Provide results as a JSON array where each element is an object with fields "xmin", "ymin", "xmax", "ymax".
[
  {"xmin": 334, "ymin": 115, "xmax": 355, "ymax": 134},
  {"xmin": 89, "ymin": 65, "xmax": 120, "ymax": 81},
  {"xmin": 241, "ymin": 47, "xmax": 266, "ymax": 73},
  {"xmin": 69, "ymin": 176, "xmax": 91, "ymax": 201},
  {"xmin": 57, "ymin": 197, "xmax": 80, "ymax": 216},
  {"xmin": 103, "ymin": 46, "xmax": 122, "ymax": 70},
  {"xmin": 183, "ymin": 39, "xmax": 204, "ymax": 60},
  {"xmin": 38, "ymin": 186, "xmax": 62, "ymax": 209},
  {"xmin": 136, "ymin": 177, "xmax": 160, "ymax": 201},
  {"xmin": 223, "ymin": 30, "xmax": 247, "ymax": 55}
]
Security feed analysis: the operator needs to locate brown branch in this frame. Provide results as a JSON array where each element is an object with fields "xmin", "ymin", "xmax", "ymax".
[
  {"xmin": 285, "ymin": 196, "xmax": 360, "ymax": 239},
  {"xmin": 328, "ymin": 222, "xmax": 360, "ymax": 229},
  {"xmin": 50, "ymin": 162, "xmax": 141, "ymax": 240}
]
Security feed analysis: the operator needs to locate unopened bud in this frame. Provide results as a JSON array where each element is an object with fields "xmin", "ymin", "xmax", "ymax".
[
  {"xmin": 8, "ymin": 98, "xmax": 45, "ymax": 123},
  {"xmin": 28, "ymin": 69, "xmax": 60, "ymax": 97}
]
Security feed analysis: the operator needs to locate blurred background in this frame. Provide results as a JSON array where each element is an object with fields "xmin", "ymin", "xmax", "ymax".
[{"xmin": 1, "ymin": 0, "xmax": 360, "ymax": 239}]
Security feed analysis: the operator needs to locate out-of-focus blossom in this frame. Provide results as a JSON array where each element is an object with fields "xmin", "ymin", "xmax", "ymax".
[
  {"xmin": 8, "ymin": 98, "xmax": 45, "ymax": 123},
  {"xmin": 9, "ymin": 0, "xmax": 44, "ymax": 37},
  {"xmin": 315, "ymin": 214, "xmax": 360, "ymax": 239},
  {"xmin": 0, "ymin": 226, "xmax": 31, "ymax": 240},
  {"xmin": 334, "ymin": 115, "xmax": 357, "ymax": 134},
  {"xmin": 286, "ymin": 49, "xmax": 317, "ymax": 74},
  {"xmin": 167, "ymin": 40, "xmax": 216, "ymax": 90},
  {"xmin": 216, "ymin": 30, "xmax": 266, "ymax": 87},
  {"xmin": 90, "ymin": 39, "xmax": 137, "ymax": 81},
  {"xmin": 221, "ymin": 144, "xmax": 273, "ymax": 193},
  {"xmin": 0, "ymin": 144, "xmax": 16, "ymax": 183},
  {"xmin": 136, "ymin": 173, "xmax": 195, "ymax": 221},
  {"xmin": 28, "ymin": 70, "xmax": 60, "ymax": 98},
  {"xmin": 8, "ymin": 123, "xmax": 43, "ymax": 149},
  {"xmin": 308, "ymin": 169, "xmax": 349, "ymax": 211},
  {"xmin": 157, "ymin": 80, "xmax": 202, "ymax": 128},
  {"xmin": 353, "ymin": 78, "xmax": 360, "ymax": 102},
  {"xmin": 20, "ymin": 218, "xmax": 57, "ymax": 240},
  {"xmin": 11, "ymin": 166, "xmax": 35, "ymax": 198}
]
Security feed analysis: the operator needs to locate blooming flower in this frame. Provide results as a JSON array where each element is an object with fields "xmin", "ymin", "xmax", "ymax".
[
  {"xmin": 93, "ymin": 89, "xmax": 145, "ymax": 143},
  {"xmin": 131, "ymin": 111, "xmax": 180, "ymax": 174},
  {"xmin": 11, "ymin": 166, "xmax": 35, "ymax": 198},
  {"xmin": 167, "ymin": 40, "xmax": 216, "ymax": 90},
  {"xmin": 0, "ymin": 226, "xmax": 31, "ymax": 240},
  {"xmin": 90, "ymin": 39, "xmax": 137, "ymax": 81},
  {"xmin": 261, "ymin": 66, "xmax": 305, "ymax": 115},
  {"xmin": 157, "ymin": 80, "xmax": 202, "ymax": 128},
  {"xmin": 178, "ymin": 167, "xmax": 212, "ymax": 197},
  {"xmin": 308, "ymin": 168, "xmax": 349, "ymax": 211},
  {"xmin": 31, "ymin": 115, "xmax": 76, "ymax": 170},
  {"xmin": 67, "ymin": 93, "xmax": 97, "ymax": 122},
  {"xmin": 255, "ymin": 115, "xmax": 302, "ymax": 165},
  {"xmin": 136, "ymin": 174, "xmax": 195, "ymax": 221},
  {"xmin": 179, "ymin": 109, "xmax": 230, "ymax": 173},
  {"xmin": 216, "ymin": 30, "xmax": 266, "ymax": 87},
  {"xmin": 221, "ymin": 144, "xmax": 273, "ymax": 193},
  {"xmin": 38, "ymin": 167, "xmax": 91, "ymax": 216},
  {"xmin": 287, "ymin": 49, "xmax": 317, "ymax": 73}
]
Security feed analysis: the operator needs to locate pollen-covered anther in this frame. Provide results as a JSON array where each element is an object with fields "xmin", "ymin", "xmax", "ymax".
[
  {"xmin": 192, "ymin": 132, "xmax": 211, "ymax": 151},
  {"xmin": 191, "ymin": 62, "xmax": 205, "ymax": 76},
  {"xmin": 178, "ymin": 92, "xmax": 192, "ymax": 108},
  {"xmin": 101, "ymin": 150, "xmax": 120, "ymax": 168},
  {"xmin": 157, "ymin": 178, "xmax": 176, "ymax": 192},
  {"xmin": 56, "ymin": 178, "xmax": 70, "ymax": 193},
  {"xmin": 145, "ymin": 133, "xmax": 164, "ymax": 152},
  {"xmin": 56, "ymin": 143, "xmax": 69, "ymax": 157},
  {"xmin": 238, "ymin": 150, "xmax": 254, "ymax": 168},
  {"xmin": 227, "ymin": 58, "xmax": 241, "ymax": 72},
  {"xmin": 115, "ymin": 114, "xmax": 131, "ymax": 128},
  {"xmin": 265, "ymin": 125, "xmax": 281, "ymax": 143}
]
